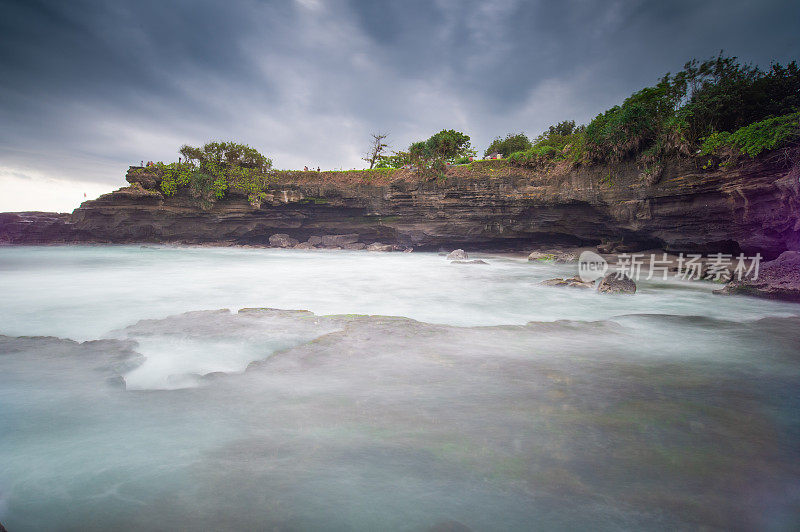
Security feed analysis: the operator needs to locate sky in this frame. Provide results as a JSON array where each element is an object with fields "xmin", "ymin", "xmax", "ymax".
[{"xmin": 1, "ymin": 0, "xmax": 798, "ymax": 212}]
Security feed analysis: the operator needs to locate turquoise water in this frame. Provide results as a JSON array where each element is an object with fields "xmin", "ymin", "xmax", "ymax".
[{"xmin": 1, "ymin": 246, "xmax": 799, "ymax": 530}]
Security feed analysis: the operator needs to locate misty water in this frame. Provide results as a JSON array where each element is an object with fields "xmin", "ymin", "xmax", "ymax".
[{"xmin": 1, "ymin": 246, "xmax": 799, "ymax": 530}]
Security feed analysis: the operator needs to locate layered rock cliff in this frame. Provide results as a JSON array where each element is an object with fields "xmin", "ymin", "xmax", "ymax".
[{"xmin": 3, "ymin": 147, "xmax": 799, "ymax": 258}]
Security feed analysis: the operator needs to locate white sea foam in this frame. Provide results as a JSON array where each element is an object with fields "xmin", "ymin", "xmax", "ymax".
[{"xmin": 1, "ymin": 246, "xmax": 799, "ymax": 530}]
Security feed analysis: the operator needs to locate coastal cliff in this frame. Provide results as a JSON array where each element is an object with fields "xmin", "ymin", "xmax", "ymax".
[{"xmin": 2, "ymin": 148, "xmax": 799, "ymax": 258}]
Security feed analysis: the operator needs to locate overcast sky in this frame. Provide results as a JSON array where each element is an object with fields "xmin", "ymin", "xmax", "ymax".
[{"xmin": 1, "ymin": 0, "xmax": 798, "ymax": 212}]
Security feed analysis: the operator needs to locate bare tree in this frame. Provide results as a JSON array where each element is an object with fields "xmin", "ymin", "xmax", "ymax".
[{"xmin": 363, "ymin": 133, "xmax": 390, "ymax": 169}]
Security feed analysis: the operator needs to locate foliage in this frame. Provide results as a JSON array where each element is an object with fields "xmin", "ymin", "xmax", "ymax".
[
  {"xmin": 155, "ymin": 141, "xmax": 273, "ymax": 206},
  {"xmin": 701, "ymin": 111, "xmax": 800, "ymax": 158},
  {"xmin": 582, "ymin": 53, "xmax": 800, "ymax": 164},
  {"xmin": 506, "ymin": 121, "xmax": 586, "ymax": 167},
  {"xmin": 504, "ymin": 54, "xmax": 799, "ymax": 172},
  {"xmin": 484, "ymin": 133, "xmax": 532, "ymax": 157},
  {"xmin": 375, "ymin": 151, "xmax": 410, "ymax": 169},
  {"xmin": 419, "ymin": 129, "xmax": 475, "ymax": 161},
  {"xmin": 543, "ymin": 120, "xmax": 582, "ymax": 138},
  {"xmin": 406, "ymin": 129, "xmax": 475, "ymax": 177}
]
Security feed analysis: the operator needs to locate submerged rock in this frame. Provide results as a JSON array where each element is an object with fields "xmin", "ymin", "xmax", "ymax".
[
  {"xmin": 540, "ymin": 276, "xmax": 594, "ymax": 289},
  {"xmin": 715, "ymin": 250, "xmax": 800, "ymax": 301},
  {"xmin": 528, "ymin": 250, "xmax": 579, "ymax": 263},
  {"xmin": 269, "ymin": 233, "xmax": 299, "ymax": 248},
  {"xmin": 597, "ymin": 272, "xmax": 637, "ymax": 294},
  {"xmin": 451, "ymin": 259, "xmax": 488, "ymax": 265},
  {"xmin": 446, "ymin": 249, "xmax": 468, "ymax": 260}
]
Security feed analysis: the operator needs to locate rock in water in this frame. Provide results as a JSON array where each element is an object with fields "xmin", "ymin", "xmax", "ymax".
[
  {"xmin": 450, "ymin": 259, "xmax": 488, "ymax": 265},
  {"xmin": 268, "ymin": 233, "xmax": 299, "ymax": 248},
  {"xmin": 715, "ymin": 251, "xmax": 800, "ymax": 301},
  {"xmin": 540, "ymin": 276, "xmax": 594, "ymax": 289},
  {"xmin": 528, "ymin": 250, "xmax": 579, "ymax": 263},
  {"xmin": 366, "ymin": 242, "xmax": 394, "ymax": 252},
  {"xmin": 597, "ymin": 272, "xmax": 637, "ymax": 294},
  {"xmin": 321, "ymin": 234, "xmax": 359, "ymax": 247},
  {"xmin": 446, "ymin": 249, "xmax": 468, "ymax": 260}
]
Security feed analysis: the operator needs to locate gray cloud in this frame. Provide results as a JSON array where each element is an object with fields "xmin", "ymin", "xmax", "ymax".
[{"xmin": 0, "ymin": 0, "xmax": 798, "ymax": 205}]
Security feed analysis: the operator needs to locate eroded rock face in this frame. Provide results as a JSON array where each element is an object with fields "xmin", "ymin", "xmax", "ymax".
[
  {"xmin": 0, "ymin": 212, "xmax": 75, "ymax": 244},
  {"xmin": 597, "ymin": 272, "xmax": 637, "ymax": 294},
  {"xmin": 447, "ymin": 249, "xmax": 469, "ymax": 260},
  {"xmin": 3, "ymin": 147, "xmax": 799, "ymax": 255},
  {"xmin": 716, "ymin": 251, "xmax": 800, "ymax": 301}
]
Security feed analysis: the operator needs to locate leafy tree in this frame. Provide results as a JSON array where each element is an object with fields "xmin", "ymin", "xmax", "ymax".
[
  {"xmin": 544, "ymin": 120, "xmax": 581, "ymax": 138},
  {"xmin": 406, "ymin": 129, "xmax": 475, "ymax": 177},
  {"xmin": 484, "ymin": 133, "xmax": 532, "ymax": 157},
  {"xmin": 375, "ymin": 151, "xmax": 410, "ymax": 169}
]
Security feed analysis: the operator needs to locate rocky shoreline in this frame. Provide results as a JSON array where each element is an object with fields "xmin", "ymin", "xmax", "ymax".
[{"xmin": 2, "ymin": 147, "xmax": 799, "ymax": 301}]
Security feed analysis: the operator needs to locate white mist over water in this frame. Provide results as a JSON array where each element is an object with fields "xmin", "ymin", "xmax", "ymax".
[
  {"xmin": 1, "ymin": 246, "xmax": 799, "ymax": 530},
  {"xmin": 1, "ymin": 245, "xmax": 797, "ymax": 340}
]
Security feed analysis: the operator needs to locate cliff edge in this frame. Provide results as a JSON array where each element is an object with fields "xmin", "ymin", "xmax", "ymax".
[{"xmin": 2, "ymin": 148, "xmax": 799, "ymax": 258}]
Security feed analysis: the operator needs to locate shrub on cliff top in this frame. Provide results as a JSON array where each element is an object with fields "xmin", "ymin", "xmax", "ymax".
[
  {"xmin": 484, "ymin": 133, "xmax": 532, "ymax": 158},
  {"xmin": 507, "ymin": 54, "xmax": 799, "ymax": 172},
  {"xmin": 406, "ymin": 129, "xmax": 476, "ymax": 177},
  {"xmin": 507, "ymin": 121, "xmax": 586, "ymax": 167},
  {"xmin": 701, "ymin": 111, "xmax": 800, "ymax": 159},
  {"xmin": 155, "ymin": 142, "xmax": 273, "ymax": 206},
  {"xmin": 581, "ymin": 54, "xmax": 800, "ymax": 164}
]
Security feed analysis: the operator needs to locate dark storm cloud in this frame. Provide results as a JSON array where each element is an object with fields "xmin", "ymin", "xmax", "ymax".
[{"xmin": 0, "ymin": 0, "xmax": 798, "ymax": 208}]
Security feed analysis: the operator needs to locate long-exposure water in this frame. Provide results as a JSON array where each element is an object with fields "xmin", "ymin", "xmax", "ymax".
[{"xmin": 1, "ymin": 246, "xmax": 798, "ymax": 530}]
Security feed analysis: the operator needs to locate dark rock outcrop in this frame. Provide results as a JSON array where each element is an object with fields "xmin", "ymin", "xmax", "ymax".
[
  {"xmin": 2, "ymin": 148, "xmax": 799, "ymax": 256},
  {"xmin": 715, "ymin": 251, "xmax": 800, "ymax": 301},
  {"xmin": 597, "ymin": 272, "xmax": 637, "ymax": 294},
  {"xmin": 0, "ymin": 211, "xmax": 75, "ymax": 244},
  {"xmin": 268, "ymin": 233, "xmax": 299, "ymax": 248}
]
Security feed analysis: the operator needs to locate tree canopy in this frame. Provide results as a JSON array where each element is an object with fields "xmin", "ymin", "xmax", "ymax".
[{"xmin": 484, "ymin": 133, "xmax": 532, "ymax": 157}]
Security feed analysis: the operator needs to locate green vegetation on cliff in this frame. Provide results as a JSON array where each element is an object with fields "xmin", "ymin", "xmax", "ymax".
[
  {"xmin": 376, "ymin": 129, "xmax": 476, "ymax": 177},
  {"xmin": 484, "ymin": 133, "xmax": 532, "ymax": 158},
  {"xmin": 139, "ymin": 141, "xmax": 274, "ymax": 205},
  {"xmin": 507, "ymin": 54, "xmax": 800, "ymax": 170}
]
